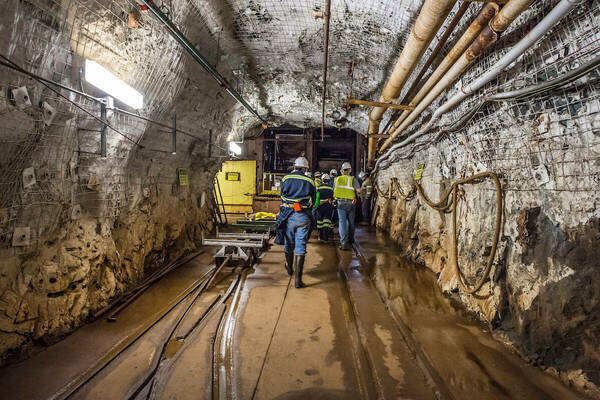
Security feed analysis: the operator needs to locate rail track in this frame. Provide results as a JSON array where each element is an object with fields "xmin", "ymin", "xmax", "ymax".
[{"xmin": 59, "ymin": 246, "xmax": 261, "ymax": 400}]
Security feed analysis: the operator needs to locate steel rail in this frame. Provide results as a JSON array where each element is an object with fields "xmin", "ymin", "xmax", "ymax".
[{"xmin": 59, "ymin": 266, "xmax": 217, "ymax": 400}]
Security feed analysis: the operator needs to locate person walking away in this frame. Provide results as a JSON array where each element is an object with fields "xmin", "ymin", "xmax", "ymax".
[
  {"xmin": 314, "ymin": 174, "xmax": 334, "ymax": 242},
  {"xmin": 360, "ymin": 171, "xmax": 373, "ymax": 225},
  {"xmin": 274, "ymin": 156, "xmax": 316, "ymax": 288},
  {"xmin": 334, "ymin": 162, "xmax": 360, "ymax": 250}
]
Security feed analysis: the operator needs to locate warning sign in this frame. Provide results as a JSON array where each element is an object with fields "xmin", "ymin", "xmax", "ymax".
[
  {"xmin": 226, "ymin": 172, "xmax": 241, "ymax": 181},
  {"xmin": 177, "ymin": 168, "xmax": 188, "ymax": 186}
]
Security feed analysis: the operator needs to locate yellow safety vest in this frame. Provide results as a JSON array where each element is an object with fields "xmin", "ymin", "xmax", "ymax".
[{"xmin": 334, "ymin": 175, "xmax": 356, "ymax": 200}]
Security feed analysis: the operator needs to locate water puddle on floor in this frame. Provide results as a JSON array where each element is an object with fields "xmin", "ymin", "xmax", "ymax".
[
  {"xmin": 164, "ymin": 338, "xmax": 184, "ymax": 359},
  {"xmin": 354, "ymin": 228, "xmax": 583, "ymax": 400}
]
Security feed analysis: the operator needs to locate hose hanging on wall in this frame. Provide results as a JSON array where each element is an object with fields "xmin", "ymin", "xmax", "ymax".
[{"xmin": 375, "ymin": 172, "xmax": 502, "ymax": 295}]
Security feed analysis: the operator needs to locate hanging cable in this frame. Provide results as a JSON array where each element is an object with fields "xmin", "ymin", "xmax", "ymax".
[{"xmin": 374, "ymin": 172, "xmax": 502, "ymax": 295}]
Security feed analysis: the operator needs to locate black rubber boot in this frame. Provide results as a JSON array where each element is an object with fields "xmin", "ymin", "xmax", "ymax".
[
  {"xmin": 284, "ymin": 251, "xmax": 294, "ymax": 276},
  {"xmin": 294, "ymin": 255, "xmax": 306, "ymax": 288}
]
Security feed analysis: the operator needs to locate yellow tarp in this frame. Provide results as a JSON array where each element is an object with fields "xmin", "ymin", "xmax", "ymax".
[{"xmin": 254, "ymin": 212, "xmax": 276, "ymax": 220}]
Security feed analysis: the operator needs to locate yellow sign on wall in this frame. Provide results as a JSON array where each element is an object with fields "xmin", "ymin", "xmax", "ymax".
[
  {"xmin": 414, "ymin": 162, "xmax": 425, "ymax": 181},
  {"xmin": 226, "ymin": 172, "xmax": 241, "ymax": 181},
  {"xmin": 177, "ymin": 168, "xmax": 188, "ymax": 186}
]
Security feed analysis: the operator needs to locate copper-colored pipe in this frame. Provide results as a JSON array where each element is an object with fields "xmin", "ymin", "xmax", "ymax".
[
  {"xmin": 380, "ymin": 1, "xmax": 471, "ymax": 137},
  {"xmin": 321, "ymin": 0, "xmax": 331, "ymax": 141},
  {"xmin": 367, "ymin": 0, "xmax": 456, "ymax": 167},
  {"xmin": 383, "ymin": 2, "xmax": 499, "ymax": 143},
  {"xmin": 380, "ymin": 0, "xmax": 532, "ymax": 152}
]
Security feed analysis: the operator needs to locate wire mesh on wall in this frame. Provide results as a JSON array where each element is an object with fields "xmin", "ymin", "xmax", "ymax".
[
  {"xmin": 380, "ymin": 0, "xmax": 600, "ymax": 211},
  {"xmin": 0, "ymin": 0, "xmax": 240, "ymax": 249}
]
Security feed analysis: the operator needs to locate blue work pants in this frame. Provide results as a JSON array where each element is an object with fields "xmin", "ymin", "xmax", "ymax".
[
  {"xmin": 337, "ymin": 200, "xmax": 356, "ymax": 245},
  {"xmin": 283, "ymin": 211, "xmax": 312, "ymax": 255}
]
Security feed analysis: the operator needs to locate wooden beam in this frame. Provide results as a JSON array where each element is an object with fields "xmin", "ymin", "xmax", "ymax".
[{"xmin": 348, "ymin": 98, "xmax": 415, "ymax": 111}]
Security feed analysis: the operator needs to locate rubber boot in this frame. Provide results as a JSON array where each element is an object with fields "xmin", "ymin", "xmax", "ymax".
[
  {"xmin": 284, "ymin": 251, "xmax": 294, "ymax": 276},
  {"xmin": 294, "ymin": 255, "xmax": 306, "ymax": 288}
]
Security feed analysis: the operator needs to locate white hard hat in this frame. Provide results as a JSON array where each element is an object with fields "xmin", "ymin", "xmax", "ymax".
[
  {"xmin": 341, "ymin": 162, "xmax": 351, "ymax": 171},
  {"xmin": 294, "ymin": 156, "xmax": 309, "ymax": 169},
  {"xmin": 358, "ymin": 171, "xmax": 365, "ymax": 180},
  {"xmin": 314, "ymin": 171, "xmax": 322, "ymax": 178},
  {"xmin": 321, "ymin": 173, "xmax": 330, "ymax": 181},
  {"xmin": 305, "ymin": 171, "xmax": 313, "ymax": 178},
  {"xmin": 330, "ymin": 169, "xmax": 338, "ymax": 176}
]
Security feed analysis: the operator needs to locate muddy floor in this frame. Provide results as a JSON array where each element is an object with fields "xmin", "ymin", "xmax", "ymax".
[{"xmin": 0, "ymin": 229, "xmax": 587, "ymax": 399}]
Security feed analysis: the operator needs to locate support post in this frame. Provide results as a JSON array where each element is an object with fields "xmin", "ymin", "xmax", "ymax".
[
  {"xmin": 171, "ymin": 113, "xmax": 177, "ymax": 155},
  {"xmin": 100, "ymin": 101, "xmax": 107, "ymax": 158}
]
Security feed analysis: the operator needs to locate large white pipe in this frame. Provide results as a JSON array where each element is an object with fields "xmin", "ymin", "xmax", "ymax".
[
  {"xmin": 367, "ymin": 0, "xmax": 457, "ymax": 167},
  {"xmin": 374, "ymin": 0, "xmax": 582, "ymax": 171},
  {"xmin": 384, "ymin": 3, "xmax": 499, "ymax": 142},
  {"xmin": 381, "ymin": 0, "xmax": 534, "ymax": 151},
  {"xmin": 435, "ymin": 0, "xmax": 581, "ymax": 117}
]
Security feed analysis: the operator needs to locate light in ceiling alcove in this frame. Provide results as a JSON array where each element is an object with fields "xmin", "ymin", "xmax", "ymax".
[
  {"xmin": 84, "ymin": 60, "xmax": 144, "ymax": 109},
  {"xmin": 229, "ymin": 142, "xmax": 242, "ymax": 155}
]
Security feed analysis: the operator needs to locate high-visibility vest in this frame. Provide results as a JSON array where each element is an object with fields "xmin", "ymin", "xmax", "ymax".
[{"xmin": 334, "ymin": 175, "xmax": 356, "ymax": 200}]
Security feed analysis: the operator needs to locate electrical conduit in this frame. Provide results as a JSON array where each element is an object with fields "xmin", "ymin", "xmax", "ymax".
[
  {"xmin": 380, "ymin": 2, "xmax": 472, "ymax": 137},
  {"xmin": 383, "ymin": 3, "xmax": 499, "ymax": 137},
  {"xmin": 374, "ymin": 0, "xmax": 582, "ymax": 171},
  {"xmin": 367, "ymin": 0, "xmax": 457, "ymax": 167},
  {"xmin": 379, "ymin": 0, "xmax": 534, "ymax": 153}
]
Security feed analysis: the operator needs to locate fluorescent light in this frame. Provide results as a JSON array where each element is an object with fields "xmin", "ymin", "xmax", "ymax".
[
  {"xmin": 229, "ymin": 142, "xmax": 242, "ymax": 155},
  {"xmin": 85, "ymin": 60, "xmax": 144, "ymax": 109}
]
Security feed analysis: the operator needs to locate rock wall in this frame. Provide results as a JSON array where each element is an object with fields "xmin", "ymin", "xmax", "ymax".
[
  {"xmin": 0, "ymin": 0, "xmax": 238, "ymax": 362},
  {"xmin": 373, "ymin": 2, "xmax": 600, "ymax": 389}
]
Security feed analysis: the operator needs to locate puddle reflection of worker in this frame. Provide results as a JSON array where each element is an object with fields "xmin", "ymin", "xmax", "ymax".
[
  {"xmin": 314, "ymin": 173, "xmax": 334, "ymax": 242},
  {"xmin": 274, "ymin": 156, "xmax": 316, "ymax": 288}
]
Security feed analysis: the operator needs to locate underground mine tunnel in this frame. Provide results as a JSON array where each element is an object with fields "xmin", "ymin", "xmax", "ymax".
[{"xmin": 0, "ymin": 0, "xmax": 599, "ymax": 398}]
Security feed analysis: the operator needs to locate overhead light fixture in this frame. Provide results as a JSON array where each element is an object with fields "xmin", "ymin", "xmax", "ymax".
[
  {"xmin": 229, "ymin": 142, "xmax": 242, "ymax": 155},
  {"xmin": 84, "ymin": 59, "xmax": 144, "ymax": 109}
]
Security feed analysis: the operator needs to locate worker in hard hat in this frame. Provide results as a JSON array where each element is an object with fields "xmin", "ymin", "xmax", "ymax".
[
  {"xmin": 313, "ymin": 173, "xmax": 334, "ymax": 242},
  {"xmin": 333, "ymin": 162, "xmax": 360, "ymax": 250},
  {"xmin": 329, "ymin": 169, "xmax": 338, "ymax": 188},
  {"xmin": 314, "ymin": 171, "xmax": 322, "ymax": 187},
  {"xmin": 360, "ymin": 171, "xmax": 373, "ymax": 224},
  {"xmin": 274, "ymin": 156, "xmax": 316, "ymax": 288}
]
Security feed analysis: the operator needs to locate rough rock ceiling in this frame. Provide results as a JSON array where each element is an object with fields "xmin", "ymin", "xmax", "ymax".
[
  {"xmin": 186, "ymin": 0, "xmax": 428, "ymax": 135},
  {"xmin": 14, "ymin": 0, "xmax": 476, "ymax": 138}
]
